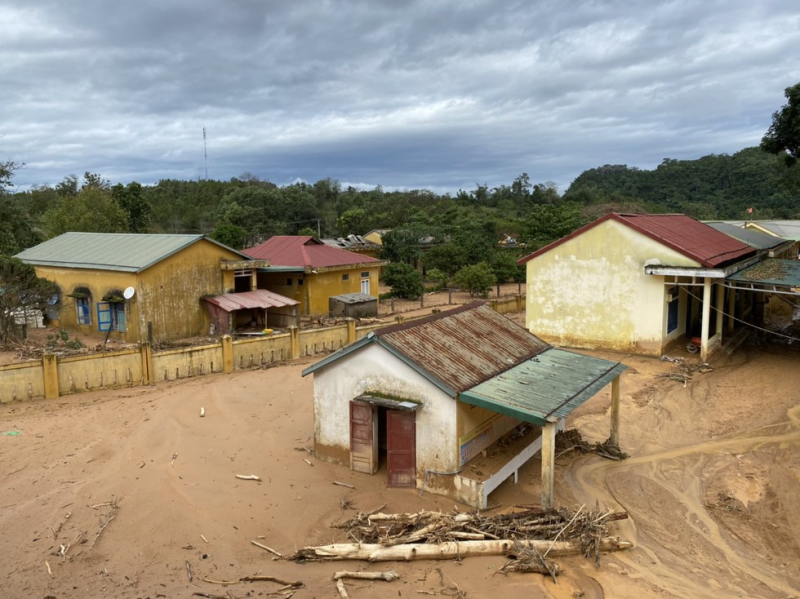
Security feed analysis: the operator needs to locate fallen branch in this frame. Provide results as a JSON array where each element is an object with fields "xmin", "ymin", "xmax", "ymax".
[
  {"xmin": 239, "ymin": 575, "xmax": 303, "ymax": 588},
  {"xmin": 185, "ymin": 560, "xmax": 193, "ymax": 582},
  {"xmin": 291, "ymin": 538, "xmax": 632, "ymax": 562},
  {"xmin": 251, "ymin": 540, "xmax": 283, "ymax": 558},
  {"xmin": 333, "ymin": 570, "xmax": 400, "ymax": 581},
  {"xmin": 333, "ymin": 481, "xmax": 355, "ymax": 489},
  {"xmin": 203, "ymin": 577, "xmax": 239, "ymax": 586},
  {"xmin": 235, "ymin": 474, "xmax": 262, "ymax": 481},
  {"xmin": 336, "ymin": 579, "xmax": 350, "ymax": 598}
]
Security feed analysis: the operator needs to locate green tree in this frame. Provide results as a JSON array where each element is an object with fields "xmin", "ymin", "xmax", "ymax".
[
  {"xmin": 111, "ymin": 182, "xmax": 152, "ymax": 233},
  {"xmin": 0, "ymin": 161, "xmax": 42, "ymax": 254},
  {"xmin": 382, "ymin": 262, "xmax": 423, "ymax": 299},
  {"xmin": 0, "ymin": 256, "xmax": 61, "ymax": 342},
  {"xmin": 337, "ymin": 208, "xmax": 369, "ymax": 236},
  {"xmin": 43, "ymin": 187, "xmax": 128, "ymax": 237},
  {"xmin": 1, "ymin": 159, "xmax": 22, "ymax": 193},
  {"xmin": 380, "ymin": 229, "xmax": 421, "ymax": 265},
  {"xmin": 297, "ymin": 226, "xmax": 317, "ymax": 236},
  {"xmin": 761, "ymin": 82, "xmax": 800, "ymax": 166},
  {"xmin": 490, "ymin": 251, "xmax": 519, "ymax": 296},
  {"xmin": 422, "ymin": 242, "xmax": 467, "ymax": 277},
  {"xmin": 523, "ymin": 204, "xmax": 585, "ymax": 249},
  {"xmin": 426, "ymin": 268, "xmax": 447, "ymax": 290},
  {"xmin": 211, "ymin": 223, "xmax": 248, "ymax": 249},
  {"xmin": 453, "ymin": 262, "xmax": 496, "ymax": 298}
]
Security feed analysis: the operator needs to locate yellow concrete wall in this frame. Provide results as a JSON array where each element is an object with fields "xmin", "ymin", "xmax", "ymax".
[
  {"xmin": 456, "ymin": 401, "xmax": 520, "ymax": 465},
  {"xmin": 58, "ymin": 349, "xmax": 143, "ymax": 393},
  {"xmin": 231, "ymin": 334, "xmax": 292, "ymax": 370},
  {"xmin": 526, "ymin": 219, "xmax": 701, "ymax": 354},
  {"xmin": 0, "ymin": 361, "xmax": 45, "ymax": 403},
  {"xmin": 299, "ymin": 325, "xmax": 349, "ymax": 357},
  {"xmin": 152, "ymin": 343, "xmax": 223, "ymax": 383},
  {"xmin": 136, "ymin": 240, "xmax": 243, "ymax": 343}
]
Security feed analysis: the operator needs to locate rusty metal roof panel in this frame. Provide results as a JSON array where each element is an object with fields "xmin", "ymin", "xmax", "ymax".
[
  {"xmin": 461, "ymin": 348, "xmax": 627, "ymax": 425},
  {"xmin": 375, "ymin": 303, "xmax": 550, "ymax": 392},
  {"xmin": 204, "ymin": 289, "xmax": 298, "ymax": 312},
  {"xmin": 727, "ymin": 259, "xmax": 800, "ymax": 287}
]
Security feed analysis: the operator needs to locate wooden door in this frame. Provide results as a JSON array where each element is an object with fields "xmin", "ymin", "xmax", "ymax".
[
  {"xmin": 387, "ymin": 410, "xmax": 416, "ymax": 488},
  {"xmin": 350, "ymin": 401, "xmax": 378, "ymax": 474}
]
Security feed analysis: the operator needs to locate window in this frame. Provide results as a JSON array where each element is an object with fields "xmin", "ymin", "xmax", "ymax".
[
  {"xmin": 342, "ymin": 274, "xmax": 350, "ymax": 281},
  {"xmin": 97, "ymin": 302, "xmax": 126, "ymax": 333},
  {"xmin": 76, "ymin": 297, "xmax": 91, "ymax": 325},
  {"xmin": 297, "ymin": 278, "xmax": 304, "ymax": 286},
  {"xmin": 286, "ymin": 278, "xmax": 293, "ymax": 286},
  {"xmin": 361, "ymin": 271, "xmax": 370, "ymax": 278}
]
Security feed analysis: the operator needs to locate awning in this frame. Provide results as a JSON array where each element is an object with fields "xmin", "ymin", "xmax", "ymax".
[
  {"xmin": 203, "ymin": 289, "xmax": 298, "ymax": 313},
  {"xmin": 354, "ymin": 393, "xmax": 420, "ymax": 411},
  {"xmin": 726, "ymin": 259, "xmax": 800, "ymax": 290},
  {"xmin": 459, "ymin": 348, "xmax": 627, "ymax": 426}
]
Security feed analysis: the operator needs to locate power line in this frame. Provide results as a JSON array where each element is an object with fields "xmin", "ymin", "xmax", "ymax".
[{"xmin": 679, "ymin": 284, "xmax": 800, "ymax": 343}]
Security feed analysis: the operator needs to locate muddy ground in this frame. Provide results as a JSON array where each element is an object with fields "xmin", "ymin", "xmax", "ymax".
[{"xmin": 1, "ymin": 324, "xmax": 798, "ymax": 598}]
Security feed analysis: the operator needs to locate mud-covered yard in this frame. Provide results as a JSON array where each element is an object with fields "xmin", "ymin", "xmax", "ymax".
[{"xmin": 1, "ymin": 337, "xmax": 798, "ymax": 598}]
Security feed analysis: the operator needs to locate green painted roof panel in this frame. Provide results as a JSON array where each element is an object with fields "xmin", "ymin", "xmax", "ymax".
[
  {"xmin": 460, "ymin": 349, "xmax": 627, "ymax": 426},
  {"xmin": 15, "ymin": 233, "xmax": 248, "ymax": 273},
  {"xmin": 727, "ymin": 259, "xmax": 800, "ymax": 288}
]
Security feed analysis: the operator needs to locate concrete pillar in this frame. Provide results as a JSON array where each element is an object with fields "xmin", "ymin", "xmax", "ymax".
[
  {"xmin": 250, "ymin": 270, "xmax": 257, "ymax": 291},
  {"xmin": 140, "ymin": 342, "xmax": 154, "ymax": 385},
  {"xmin": 715, "ymin": 283, "xmax": 725, "ymax": 342},
  {"xmin": 728, "ymin": 286, "xmax": 736, "ymax": 332},
  {"xmin": 221, "ymin": 334, "xmax": 234, "ymax": 374},
  {"xmin": 516, "ymin": 294, "xmax": 524, "ymax": 312},
  {"xmin": 289, "ymin": 326, "xmax": 300, "ymax": 360},
  {"xmin": 540, "ymin": 418, "xmax": 558, "ymax": 509},
  {"xmin": 42, "ymin": 353, "xmax": 59, "ymax": 399},
  {"xmin": 609, "ymin": 377, "xmax": 620, "ymax": 446},
  {"xmin": 395, "ymin": 316, "xmax": 405, "ymax": 324},
  {"xmin": 701, "ymin": 278, "xmax": 712, "ymax": 361},
  {"xmin": 346, "ymin": 318, "xmax": 356, "ymax": 344}
]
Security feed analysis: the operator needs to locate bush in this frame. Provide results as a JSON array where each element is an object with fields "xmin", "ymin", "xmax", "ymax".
[
  {"xmin": 453, "ymin": 262, "xmax": 497, "ymax": 298},
  {"xmin": 425, "ymin": 268, "xmax": 448, "ymax": 291},
  {"xmin": 382, "ymin": 262, "xmax": 423, "ymax": 299}
]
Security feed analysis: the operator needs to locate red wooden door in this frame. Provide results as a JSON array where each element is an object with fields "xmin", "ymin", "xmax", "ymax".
[
  {"xmin": 350, "ymin": 401, "xmax": 378, "ymax": 474},
  {"xmin": 387, "ymin": 410, "xmax": 416, "ymax": 488}
]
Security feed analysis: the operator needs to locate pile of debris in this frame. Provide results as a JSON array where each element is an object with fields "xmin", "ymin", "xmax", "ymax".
[
  {"xmin": 657, "ymin": 355, "xmax": 713, "ymax": 384},
  {"xmin": 555, "ymin": 429, "xmax": 629, "ymax": 461},
  {"xmin": 289, "ymin": 505, "xmax": 631, "ymax": 579}
]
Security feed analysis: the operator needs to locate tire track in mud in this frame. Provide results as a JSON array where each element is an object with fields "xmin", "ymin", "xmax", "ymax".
[{"xmin": 566, "ymin": 404, "xmax": 800, "ymax": 599}]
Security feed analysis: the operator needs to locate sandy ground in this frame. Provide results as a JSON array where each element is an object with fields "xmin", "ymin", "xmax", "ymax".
[{"xmin": 1, "ymin": 328, "xmax": 799, "ymax": 598}]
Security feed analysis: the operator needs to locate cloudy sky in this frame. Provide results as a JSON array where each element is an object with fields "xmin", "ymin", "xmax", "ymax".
[{"xmin": 2, "ymin": 0, "xmax": 799, "ymax": 195}]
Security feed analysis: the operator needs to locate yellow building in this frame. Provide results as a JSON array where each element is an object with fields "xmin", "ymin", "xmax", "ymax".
[
  {"xmin": 246, "ymin": 236, "xmax": 386, "ymax": 316},
  {"xmin": 15, "ymin": 233, "xmax": 269, "ymax": 343},
  {"xmin": 518, "ymin": 214, "xmax": 760, "ymax": 359}
]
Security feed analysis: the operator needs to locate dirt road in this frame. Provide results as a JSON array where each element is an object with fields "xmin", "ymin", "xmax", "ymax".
[{"xmin": 0, "ymin": 342, "xmax": 798, "ymax": 598}]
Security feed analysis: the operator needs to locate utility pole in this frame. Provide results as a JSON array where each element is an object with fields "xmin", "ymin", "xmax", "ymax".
[
  {"xmin": 203, "ymin": 127, "xmax": 208, "ymax": 180},
  {"xmin": 317, "ymin": 219, "xmax": 321, "ymax": 237}
]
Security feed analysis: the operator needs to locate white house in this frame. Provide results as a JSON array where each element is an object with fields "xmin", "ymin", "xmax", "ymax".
[{"xmin": 302, "ymin": 303, "xmax": 626, "ymax": 508}]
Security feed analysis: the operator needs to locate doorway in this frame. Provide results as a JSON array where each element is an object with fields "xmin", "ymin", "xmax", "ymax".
[{"xmin": 349, "ymin": 400, "xmax": 416, "ymax": 488}]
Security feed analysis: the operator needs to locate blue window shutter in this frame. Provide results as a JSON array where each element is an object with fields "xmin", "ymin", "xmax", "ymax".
[
  {"xmin": 116, "ymin": 304, "xmax": 127, "ymax": 332},
  {"xmin": 97, "ymin": 302, "xmax": 112, "ymax": 332}
]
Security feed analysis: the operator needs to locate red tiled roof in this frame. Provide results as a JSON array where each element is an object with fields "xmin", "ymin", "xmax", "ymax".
[
  {"xmin": 518, "ymin": 213, "xmax": 755, "ymax": 268},
  {"xmin": 245, "ymin": 236, "xmax": 381, "ymax": 268}
]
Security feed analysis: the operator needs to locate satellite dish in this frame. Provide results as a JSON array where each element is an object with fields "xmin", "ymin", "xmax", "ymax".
[{"xmin": 123, "ymin": 287, "xmax": 136, "ymax": 300}]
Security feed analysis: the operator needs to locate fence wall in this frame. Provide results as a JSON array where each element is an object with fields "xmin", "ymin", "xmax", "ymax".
[{"xmin": 0, "ymin": 298, "xmax": 524, "ymax": 403}]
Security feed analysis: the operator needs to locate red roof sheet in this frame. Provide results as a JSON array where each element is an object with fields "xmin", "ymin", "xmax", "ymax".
[
  {"xmin": 518, "ymin": 213, "xmax": 755, "ymax": 268},
  {"xmin": 203, "ymin": 289, "xmax": 298, "ymax": 312},
  {"xmin": 245, "ymin": 236, "xmax": 381, "ymax": 268}
]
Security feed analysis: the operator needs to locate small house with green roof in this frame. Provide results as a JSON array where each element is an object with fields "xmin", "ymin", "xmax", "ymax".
[{"xmin": 15, "ymin": 233, "xmax": 271, "ymax": 343}]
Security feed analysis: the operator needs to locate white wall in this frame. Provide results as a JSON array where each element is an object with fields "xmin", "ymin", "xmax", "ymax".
[{"xmin": 311, "ymin": 342, "xmax": 458, "ymax": 476}]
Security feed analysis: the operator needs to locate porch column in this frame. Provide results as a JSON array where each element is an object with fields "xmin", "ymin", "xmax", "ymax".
[
  {"xmin": 609, "ymin": 377, "xmax": 620, "ymax": 446},
  {"xmin": 541, "ymin": 417, "xmax": 558, "ymax": 509},
  {"xmin": 727, "ymin": 286, "xmax": 736, "ymax": 332},
  {"xmin": 715, "ymin": 283, "xmax": 725, "ymax": 343},
  {"xmin": 701, "ymin": 278, "xmax": 712, "ymax": 361}
]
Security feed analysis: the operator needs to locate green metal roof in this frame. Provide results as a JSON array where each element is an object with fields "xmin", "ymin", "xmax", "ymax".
[
  {"xmin": 460, "ymin": 348, "xmax": 627, "ymax": 426},
  {"xmin": 727, "ymin": 259, "xmax": 800, "ymax": 288},
  {"xmin": 15, "ymin": 233, "xmax": 249, "ymax": 273}
]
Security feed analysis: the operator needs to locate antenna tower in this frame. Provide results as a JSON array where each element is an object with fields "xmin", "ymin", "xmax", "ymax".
[{"xmin": 202, "ymin": 127, "xmax": 208, "ymax": 180}]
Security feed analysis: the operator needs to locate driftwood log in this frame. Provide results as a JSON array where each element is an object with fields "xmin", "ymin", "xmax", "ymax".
[
  {"xmin": 290, "ymin": 537, "xmax": 632, "ymax": 562},
  {"xmin": 332, "ymin": 570, "xmax": 400, "ymax": 581}
]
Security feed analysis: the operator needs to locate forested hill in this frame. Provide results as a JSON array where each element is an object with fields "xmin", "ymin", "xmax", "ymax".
[{"xmin": 563, "ymin": 146, "xmax": 800, "ymax": 219}]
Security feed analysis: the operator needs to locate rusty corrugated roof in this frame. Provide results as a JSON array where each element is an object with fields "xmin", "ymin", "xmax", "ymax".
[
  {"xmin": 375, "ymin": 303, "xmax": 550, "ymax": 392},
  {"xmin": 204, "ymin": 289, "xmax": 298, "ymax": 312},
  {"xmin": 518, "ymin": 213, "xmax": 755, "ymax": 268}
]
